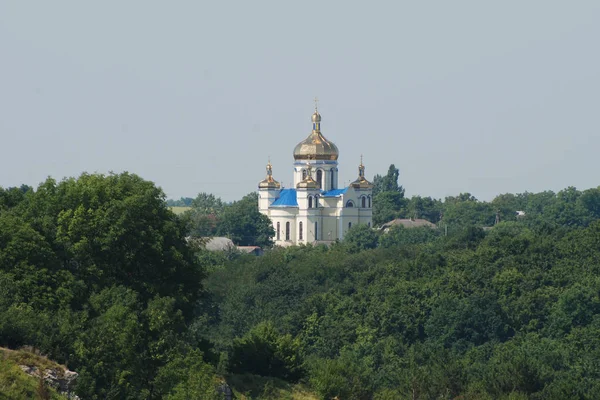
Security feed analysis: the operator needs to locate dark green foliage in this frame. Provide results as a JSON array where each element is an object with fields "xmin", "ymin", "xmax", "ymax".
[
  {"xmin": 0, "ymin": 185, "xmax": 31, "ymax": 210},
  {"xmin": 0, "ymin": 173, "xmax": 214, "ymax": 399},
  {"xmin": 372, "ymin": 164, "xmax": 404, "ymax": 197},
  {"xmin": 372, "ymin": 164, "xmax": 407, "ymax": 225},
  {"xmin": 180, "ymin": 192, "xmax": 225, "ymax": 237},
  {"xmin": 343, "ymin": 224, "xmax": 379, "ymax": 253},
  {"xmin": 216, "ymin": 193, "xmax": 274, "ymax": 248},
  {"xmin": 197, "ymin": 191, "xmax": 600, "ymax": 398},
  {"xmin": 6, "ymin": 174, "xmax": 600, "ymax": 399},
  {"xmin": 373, "ymin": 191, "xmax": 407, "ymax": 225},
  {"xmin": 229, "ymin": 321, "xmax": 303, "ymax": 381},
  {"xmin": 379, "ymin": 225, "xmax": 439, "ymax": 248},
  {"xmin": 182, "ymin": 192, "xmax": 274, "ymax": 248}
]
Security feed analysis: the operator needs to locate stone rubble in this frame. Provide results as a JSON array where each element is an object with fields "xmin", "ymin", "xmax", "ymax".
[{"xmin": 19, "ymin": 365, "xmax": 80, "ymax": 399}]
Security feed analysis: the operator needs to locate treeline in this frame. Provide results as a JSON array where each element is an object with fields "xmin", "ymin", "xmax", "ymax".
[
  {"xmin": 4, "ymin": 171, "xmax": 600, "ymax": 399},
  {"xmin": 371, "ymin": 165, "xmax": 600, "ymax": 230}
]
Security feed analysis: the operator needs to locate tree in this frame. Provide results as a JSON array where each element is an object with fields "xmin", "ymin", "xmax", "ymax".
[
  {"xmin": 372, "ymin": 164, "xmax": 407, "ymax": 226},
  {"xmin": 379, "ymin": 225, "xmax": 439, "ymax": 248},
  {"xmin": 27, "ymin": 173, "xmax": 204, "ymax": 309},
  {"xmin": 0, "ymin": 185, "xmax": 31, "ymax": 209},
  {"xmin": 343, "ymin": 224, "xmax": 379, "ymax": 253},
  {"xmin": 217, "ymin": 193, "xmax": 274, "ymax": 248},
  {"xmin": 166, "ymin": 197, "xmax": 194, "ymax": 207},
  {"xmin": 372, "ymin": 164, "xmax": 405, "ymax": 197},
  {"xmin": 442, "ymin": 195, "xmax": 495, "ymax": 228},
  {"xmin": 191, "ymin": 193, "xmax": 225, "ymax": 215},
  {"xmin": 229, "ymin": 321, "xmax": 303, "ymax": 381},
  {"xmin": 407, "ymin": 196, "xmax": 443, "ymax": 222},
  {"xmin": 578, "ymin": 188, "xmax": 600, "ymax": 219},
  {"xmin": 180, "ymin": 193, "xmax": 226, "ymax": 238},
  {"xmin": 0, "ymin": 173, "xmax": 218, "ymax": 399}
]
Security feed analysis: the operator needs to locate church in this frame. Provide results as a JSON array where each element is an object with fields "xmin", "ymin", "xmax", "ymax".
[{"xmin": 258, "ymin": 105, "xmax": 373, "ymax": 246}]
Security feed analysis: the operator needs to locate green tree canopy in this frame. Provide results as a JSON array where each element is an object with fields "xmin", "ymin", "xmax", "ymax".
[
  {"xmin": 343, "ymin": 224, "xmax": 379, "ymax": 253},
  {"xmin": 217, "ymin": 193, "xmax": 274, "ymax": 248},
  {"xmin": 372, "ymin": 164, "xmax": 405, "ymax": 197}
]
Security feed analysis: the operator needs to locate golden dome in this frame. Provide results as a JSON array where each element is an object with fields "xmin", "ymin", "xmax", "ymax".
[
  {"xmin": 350, "ymin": 176, "xmax": 373, "ymax": 189},
  {"xmin": 258, "ymin": 161, "xmax": 281, "ymax": 189},
  {"xmin": 293, "ymin": 111, "xmax": 339, "ymax": 161},
  {"xmin": 296, "ymin": 164, "xmax": 320, "ymax": 189},
  {"xmin": 296, "ymin": 177, "xmax": 320, "ymax": 189},
  {"xmin": 350, "ymin": 158, "xmax": 373, "ymax": 189},
  {"xmin": 259, "ymin": 177, "xmax": 281, "ymax": 189}
]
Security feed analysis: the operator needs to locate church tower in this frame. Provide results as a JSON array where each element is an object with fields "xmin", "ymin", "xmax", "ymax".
[
  {"xmin": 292, "ymin": 102, "xmax": 339, "ymax": 191},
  {"xmin": 258, "ymin": 160, "xmax": 280, "ymax": 212},
  {"xmin": 258, "ymin": 102, "xmax": 373, "ymax": 246}
]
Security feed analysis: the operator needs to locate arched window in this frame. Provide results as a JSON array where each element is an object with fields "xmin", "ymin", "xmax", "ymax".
[
  {"xmin": 348, "ymin": 222, "xmax": 352, "ymax": 229},
  {"xmin": 302, "ymin": 169, "xmax": 307, "ymax": 180},
  {"xmin": 316, "ymin": 169, "xmax": 323, "ymax": 189},
  {"xmin": 314, "ymin": 195, "xmax": 319, "ymax": 208},
  {"xmin": 346, "ymin": 200, "xmax": 354, "ymax": 208},
  {"xmin": 286, "ymin": 222, "xmax": 290, "ymax": 240},
  {"xmin": 361, "ymin": 196, "xmax": 366, "ymax": 208},
  {"xmin": 299, "ymin": 222, "xmax": 303, "ymax": 240},
  {"xmin": 315, "ymin": 221, "xmax": 318, "ymax": 241},
  {"xmin": 330, "ymin": 169, "xmax": 335, "ymax": 190},
  {"xmin": 368, "ymin": 195, "xmax": 371, "ymax": 208},
  {"xmin": 276, "ymin": 222, "xmax": 280, "ymax": 240},
  {"xmin": 308, "ymin": 196, "xmax": 313, "ymax": 208}
]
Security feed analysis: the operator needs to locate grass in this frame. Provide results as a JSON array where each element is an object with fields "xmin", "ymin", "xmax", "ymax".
[
  {"xmin": 169, "ymin": 206, "xmax": 192, "ymax": 215},
  {"xmin": 226, "ymin": 373, "xmax": 318, "ymax": 400},
  {"xmin": 0, "ymin": 348, "xmax": 63, "ymax": 400},
  {"xmin": 2, "ymin": 348, "xmax": 63, "ymax": 376}
]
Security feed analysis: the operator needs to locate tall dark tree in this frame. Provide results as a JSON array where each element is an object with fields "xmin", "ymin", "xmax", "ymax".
[
  {"xmin": 372, "ymin": 164, "xmax": 407, "ymax": 226},
  {"xmin": 372, "ymin": 164, "xmax": 405, "ymax": 197}
]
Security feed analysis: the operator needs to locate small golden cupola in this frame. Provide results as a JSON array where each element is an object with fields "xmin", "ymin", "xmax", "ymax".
[
  {"xmin": 293, "ymin": 103, "xmax": 339, "ymax": 161},
  {"xmin": 351, "ymin": 156, "xmax": 374, "ymax": 189},
  {"xmin": 258, "ymin": 160, "xmax": 281, "ymax": 189},
  {"xmin": 296, "ymin": 163, "xmax": 320, "ymax": 189}
]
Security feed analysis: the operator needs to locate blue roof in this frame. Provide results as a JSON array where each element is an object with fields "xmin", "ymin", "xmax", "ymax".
[
  {"xmin": 321, "ymin": 187, "xmax": 348, "ymax": 197},
  {"xmin": 271, "ymin": 189, "xmax": 298, "ymax": 207}
]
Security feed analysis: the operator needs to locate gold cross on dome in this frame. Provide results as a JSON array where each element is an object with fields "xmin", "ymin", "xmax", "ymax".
[{"xmin": 314, "ymin": 96, "xmax": 319, "ymax": 111}]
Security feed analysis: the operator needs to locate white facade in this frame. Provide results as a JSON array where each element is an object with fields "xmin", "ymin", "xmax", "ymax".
[{"xmin": 258, "ymin": 108, "xmax": 373, "ymax": 246}]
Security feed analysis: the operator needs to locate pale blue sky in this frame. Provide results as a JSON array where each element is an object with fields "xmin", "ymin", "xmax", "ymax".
[{"xmin": 1, "ymin": 1, "xmax": 599, "ymax": 201}]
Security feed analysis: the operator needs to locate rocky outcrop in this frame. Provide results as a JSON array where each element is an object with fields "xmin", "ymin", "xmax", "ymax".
[
  {"xmin": 19, "ymin": 365, "xmax": 79, "ymax": 399},
  {"xmin": 217, "ymin": 382, "xmax": 233, "ymax": 400}
]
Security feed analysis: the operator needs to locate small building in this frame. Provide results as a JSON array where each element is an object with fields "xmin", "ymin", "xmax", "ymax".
[
  {"xmin": 189, "ymin": 237, "xmax": 264, "ymax": 255},
  {"xmin": 380, "ymin": 218, "xmax": 437, "ymax": 233},
  {"xmin": 203, "ymin": 237, "xmax": 236, "ymax": 251}
]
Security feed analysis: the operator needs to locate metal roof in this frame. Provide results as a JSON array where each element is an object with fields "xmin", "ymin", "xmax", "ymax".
[
  {"xmin": 271, "ymin": 188, "xmax": 298, "ymax": 207},
  {"xmin": 321, "ymin": 187, "xmax": 348, "ymax": 197}
]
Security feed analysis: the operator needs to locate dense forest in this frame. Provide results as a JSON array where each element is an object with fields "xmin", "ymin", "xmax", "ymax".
[{"xmin": 2, "ymin": 170, "xmax": 600, "ymax": 399}]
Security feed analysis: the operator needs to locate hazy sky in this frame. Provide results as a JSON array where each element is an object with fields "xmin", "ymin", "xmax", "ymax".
[{"xmin": 1, "ymin": 1, "xmax": 599, "ymax": 202}]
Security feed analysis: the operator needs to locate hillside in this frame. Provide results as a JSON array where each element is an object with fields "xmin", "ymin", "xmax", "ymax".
[
  {"xmin": 197, "ymin": 217, "xmax": 600, "ymax": 399},
  {"xmin": 4, "ymin": 178, "xmax": 600, "ymax": 398},
  {"xmin": 0, "ymin": 347, "xmax": 72, "ymax": 400}
]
